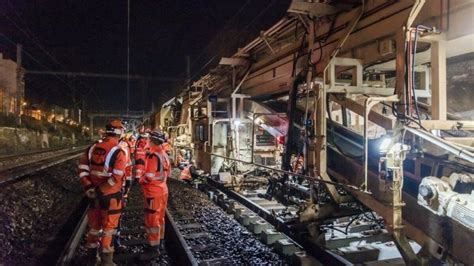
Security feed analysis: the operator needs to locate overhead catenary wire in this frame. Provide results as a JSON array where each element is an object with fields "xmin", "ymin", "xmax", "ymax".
[
  {"xmin": 186, "ymin": 0, "xmax": 253, "ymax": 69},
  {"xmin": 1, "ymin": 6, "xmax": 106, "ymax": 108},
  {"xmin": 0, "ymin": 32, "xmax": 81, "ymax": 96},
  {"xmin": 185, "ymin": 0, "xmax": 278, "ymax": 88},
  {"xmin": 0, "ymin": 31, "xmax": 105, "ymax": 108}
]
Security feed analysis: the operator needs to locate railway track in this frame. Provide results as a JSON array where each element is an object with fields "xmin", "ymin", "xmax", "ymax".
[
  {"xmin": 0, "ymin": 145, "xmax": 88, "ymax": 185},
  {"xmin": 60, "ymin": 178, "xmax": 288, "ymax": 265},
  {"xmin": 0, "ymin": 146, "xmax": 76, "ymax": 161}
]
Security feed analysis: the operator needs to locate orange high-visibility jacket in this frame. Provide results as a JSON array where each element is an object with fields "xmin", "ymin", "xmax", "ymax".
[
  {"xmin": 126, "ymin": 138, "xmax": 136, "ymax": 156},
  {"xmin": 180, "ymin": 165, "xmax": 192, "ymax": 181},
  {"xmin": 177, "ymin": 153, "xmax": 187, "ymax": 165},
  {"xmin": 78, "ymin": 137, "xmax": 127, "ymax": 195},
  {"xmin": 162, "ymin": 142, "xmax": 172, "ymax": 155},
  {"xmin": 141, "ymin": 145, "xmax": 170, "ymax": 196},
  {"xmin": 134, "ymin": 137, "xmax": 149, "ymax": 178},
  {"xmin": 119, "ymin": 140, "xmax": 133, "ymax": 182}
]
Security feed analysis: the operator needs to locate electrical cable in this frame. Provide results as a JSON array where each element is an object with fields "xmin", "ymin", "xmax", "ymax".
[
  {"xmin": 291, "ymin": 25, "xmax": 307, "ymax": 78},
  {"xmin": 2, "ymin": 6, "xmax": 105, "ymax": 108},
  {"xmin": 185, "ymin": 0, "xmax": 252, "ymax": 70},
  {"xmin": 384, "ymin": 101, "xmax": 429, "ymax": 131},
  {"xmin": 345, "ymin": 214, "xmax": 361, "ymax": 235},
  {"xmin": 185, "ymin": 0, "xmax": 268, "ymax": 87},
  {"xmin": 410, "ymin": 30, "xmax": 417, "ymax": 119},
  {"xmin": 321, "ymin": 225, "xmax": 347, "ymax": 235},
  {"xmin": 326, "ymin": 0, "xmax": 365, "ymax": 63},
  {"xmin": 411, "ymin": 25, "xmax": 433, "ymax": 125},
  {"xmin": 0, "ymin": 32, "xmax": 83, "ymax": 100}
]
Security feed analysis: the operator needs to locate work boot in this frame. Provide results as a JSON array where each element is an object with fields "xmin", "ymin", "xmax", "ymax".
[
  {"xmin": 138, "ymin": 245, "xmax": 161, "ymax": 261},
  {"xmin": 100, "ymin": 252, "xmax": 116, "ymax": 266},
  {"xmin": 86, "ymin": 248, "xmax": 100, "ymax": 266}
]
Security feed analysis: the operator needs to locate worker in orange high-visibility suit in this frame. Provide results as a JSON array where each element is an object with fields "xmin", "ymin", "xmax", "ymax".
[
  {"xmin": 161, "ymin": 135, "xmax": 173, "ymax": 167},
  {"xmin": 126, "ymin": 133, "xmax": 136, "ymax": 156},
  {"xmin": 162, "ymin": 140, "xmax": 172, "ymax": 156},
  {"xmin": 78, "ymin": 119, "xmax": 127, "ymax": 266},
  {"xmin": 134, "ymin": 128, "xmax": 150, "ymax": 181},
  {"xmin": 138, "ymin": 130, "xmax": 170, "ymax": 261},
  {"xmin": 113, "ymin": 138, "xmax": 134, "ymax": 251},
  {"xmin": 177, "ymin": 149, "xmax": 192, "ymax": 182},
  {"xmin": 291, "ymin": 153, "xmax": 304, "ymax": 175}
]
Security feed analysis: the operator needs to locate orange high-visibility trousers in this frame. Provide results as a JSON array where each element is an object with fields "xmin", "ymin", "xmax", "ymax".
[
  {"xmin": 144, "ymin": 195, "xmax": 166, "ymax": 246},
  {"xmin": 86, "ymin": 194, "xmax": 123, "ymax": 253},
  {"xmin": 158, "ymin": 193, "xmax": 168, "ymax": 240},
  {"xmin": 180, "ymin": 166, "xmax": 192, "ymax": 181}
]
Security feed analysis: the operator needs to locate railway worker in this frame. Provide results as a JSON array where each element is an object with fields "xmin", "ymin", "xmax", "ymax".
[
  {"xmin": 162, "ymin": 138, "xmax": 172, "ymax": 156},
  {"xmin": 177, "ymin": 149, "xmax": 193, "ymax": 182},
  {"xmin": 113, "ymin": 137, "xmax": 134, "ymax": 251},
  {"xmin": 133, "ymin": 127, "xmax": 151, "ymax": 180},
  {"xmin": 78, "ymin": 119, "xmax": 127, "ymax": 266},
  {"xmin": 124, "ymin": 131, "xmax": 137, "ymax": 156},
  {"xmin": 177, "ymin": 149, "xmax": 187, "ymax": 164},
  {"xmin": 291, "ymin": 153, "xmax": 304, "ymax": 175},
  {"xmin": 138, "ymin": 130, "xmax": 171, "ymax": 260}
]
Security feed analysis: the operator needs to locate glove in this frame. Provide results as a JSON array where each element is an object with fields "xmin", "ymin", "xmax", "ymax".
[{"xmin": 85, "ymin": 188, "xmax": 97, "ymax": 199}]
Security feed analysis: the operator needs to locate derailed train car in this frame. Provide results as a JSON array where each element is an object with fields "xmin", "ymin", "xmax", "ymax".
[{"xmin": 157, "ymin": 1, "xmax": 474, "ymax": 264}]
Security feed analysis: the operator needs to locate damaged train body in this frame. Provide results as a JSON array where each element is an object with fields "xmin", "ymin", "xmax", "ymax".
[{"xmin": 156, "ymin": 1, "xmax": 474, "ymax": 264}]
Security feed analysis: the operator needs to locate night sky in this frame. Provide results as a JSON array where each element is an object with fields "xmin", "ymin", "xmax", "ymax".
[{"xmin": 0, "ymin": 0, "xmax": 289, "ymax": 112}]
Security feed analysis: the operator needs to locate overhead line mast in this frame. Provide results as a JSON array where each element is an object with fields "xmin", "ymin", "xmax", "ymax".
[{"xmin": 127, "ymin": 0, "xmax": 131, "ymax": 113}]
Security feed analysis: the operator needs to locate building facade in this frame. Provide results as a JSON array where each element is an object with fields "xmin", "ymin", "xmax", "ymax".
[{"xmin": 0, "ymin": 53, "xmax": 24, "ymax": 116}]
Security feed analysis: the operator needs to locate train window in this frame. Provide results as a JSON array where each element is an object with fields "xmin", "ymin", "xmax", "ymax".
[
  {"xmin": 420, "ymin": 164, "xmax": 432, "ymax": 177},
  {"xmin": 194, "ymin": 124, "xmax": 207, "ymax": 142},
  {"xmin": 404, "ymin": 160, "xmax": 415, "ymax": 174}
]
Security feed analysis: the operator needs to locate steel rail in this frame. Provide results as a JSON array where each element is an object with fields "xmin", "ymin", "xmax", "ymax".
[
  {"xmin": 56, "ymin": 201, "xmax": 89, "ymax": 266},
  {"xmin": 0, "ymin": 146, "xmax": 75, "ymax": 161},
  {"xmin": 0, "ymin": 146, "xmax": 87, "ymax": 185},
  {"xmin": 57, "ymin": 186, "xmax": 199, "ymax": 265},
  {"xmin": 164, "ymin": 209, "xmax": 199, "ymax": 266},
  {"xmin": 205, "ymin": 177, "xmax": 352, "ymax": 265}
]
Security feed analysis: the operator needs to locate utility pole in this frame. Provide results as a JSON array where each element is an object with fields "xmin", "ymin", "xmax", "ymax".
[
  {"xmin": 81, "ymin": 97, "xmax": 86, "ymax": 125},
  {"xmin": 186, "ymin": 55, "xmax": 191, "ymax": 91},
  {"xmin": 126, "ymin": 0, "xmax": 131, "ymax": 114},
  {"xmin": 16, "ymin": 44, "xmax": 24, "ymax": 126}
]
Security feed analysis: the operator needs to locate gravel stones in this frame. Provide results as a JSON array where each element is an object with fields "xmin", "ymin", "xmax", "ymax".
[
  {"xmin": 73, "ymin": 185, "xmax": 172, "ymax": 265},
  {"xmin": 167, "ymin": 179, "xmax": 288, "ymax": 265},
  {"xmin": 0, "ymin": 160, "xmax": 83, "ymax": 265}
]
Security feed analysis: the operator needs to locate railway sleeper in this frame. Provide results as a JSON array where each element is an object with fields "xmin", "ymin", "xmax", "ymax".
[{"xmin": 198, "ymin": 181, "xmax": 325, "ymax": 265}]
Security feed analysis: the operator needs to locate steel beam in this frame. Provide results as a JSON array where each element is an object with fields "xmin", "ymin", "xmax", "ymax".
[
  {"xmin": 330, "ymin": 95, "xmax": 395, "ymax": 130},
  {"xmin": 327, "ymin": 145, "xmax": 474, "ymax": 264}
]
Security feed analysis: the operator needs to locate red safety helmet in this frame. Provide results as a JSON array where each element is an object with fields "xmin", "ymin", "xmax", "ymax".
[{"xmin": 105, "ymin": 119, "xmax": 125, "ymax": 136}]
